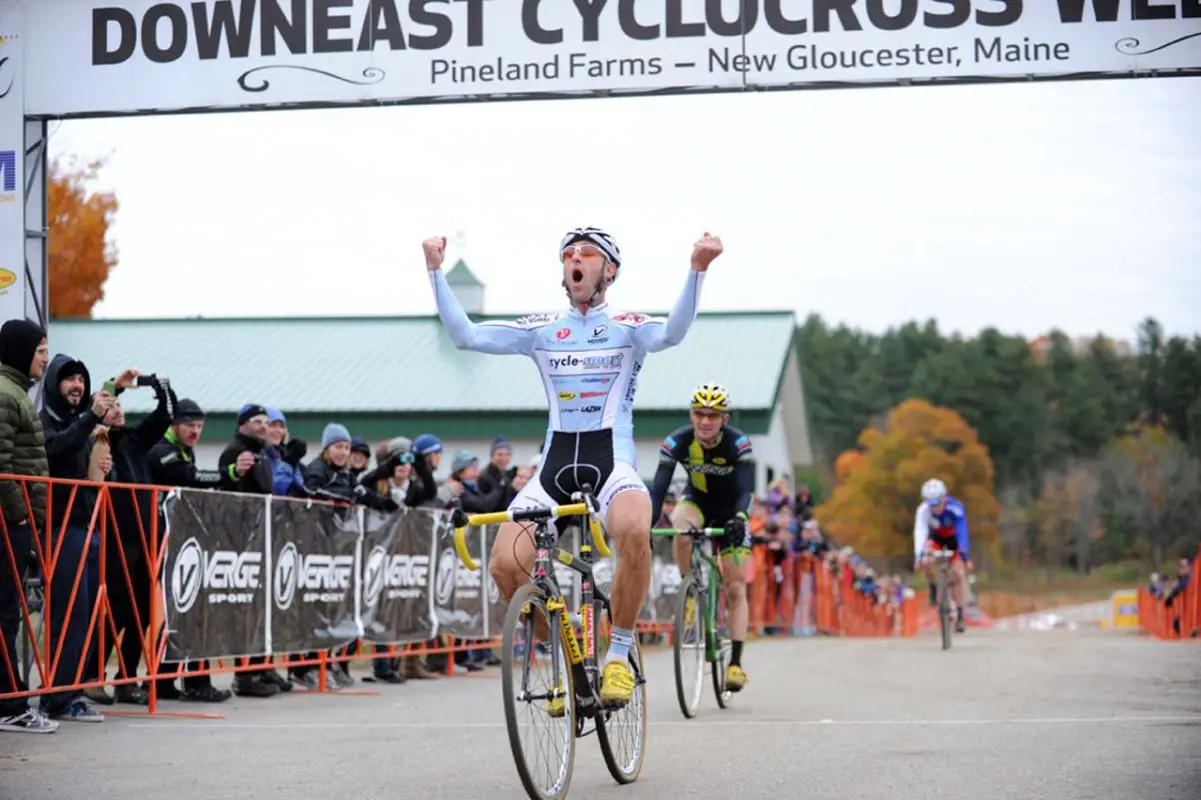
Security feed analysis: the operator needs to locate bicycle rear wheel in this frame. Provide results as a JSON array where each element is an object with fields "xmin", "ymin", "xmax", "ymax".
[
  {"xmin": 711, "ymin": 587, "xmax": 732, "ymax": 709},
  {"xmin": 673, "ymin": 577, "xmax": 704, "ymax": 719},
  {"xmin": 594, "ymin": 601, "xmax": 647, "ymax": 785},
  {"xmin": 502, "ymin": 583, "xmax": 577, "ymax": 800}
]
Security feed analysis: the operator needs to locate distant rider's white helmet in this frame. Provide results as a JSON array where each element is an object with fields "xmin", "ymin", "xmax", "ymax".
[{"xmin": 921, "ymin": 478, "xmax": 947, "ymax": 507}]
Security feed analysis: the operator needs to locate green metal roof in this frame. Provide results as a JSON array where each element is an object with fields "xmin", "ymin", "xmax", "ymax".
[
  {"xmin": 43, "ymin": 310, "xmax": 796, "ymax": 416},
  {"xmin": 444, "ymin": 260, "xmax": 484, "ymax": 287}
]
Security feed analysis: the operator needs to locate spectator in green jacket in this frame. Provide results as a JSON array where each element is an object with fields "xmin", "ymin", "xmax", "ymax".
[{"xmin": 0, "ymin": 319, "xmax": 56, "ymax": 734}]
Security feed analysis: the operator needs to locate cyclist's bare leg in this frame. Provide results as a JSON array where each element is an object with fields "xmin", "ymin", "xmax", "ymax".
[
  {"xmin": 721, "ymin": 552, "xmax": 749, "ymax": 643},
  {"xmin": 489, "ymin": 521, "xmax": 551, "ymax": 639},
  {"xmin": 922, "ymin": 559, "xmax": 938, "ymax": 605},
  {"xmin": 669, "ymin": 503, "xmax": 703, "ymax": 578},
  {"xmin": 604, "ymin": 490, "xmax": 653, "ymax": 636}
]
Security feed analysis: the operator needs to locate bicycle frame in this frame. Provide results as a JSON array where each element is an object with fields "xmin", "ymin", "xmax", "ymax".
[
  {"xmin": 452, "ymin": 494, "xmax": 624, "ymax": 724},
  {"xmin": 651, "ymin": 527, "xmax": 726, "ymax": 662}
]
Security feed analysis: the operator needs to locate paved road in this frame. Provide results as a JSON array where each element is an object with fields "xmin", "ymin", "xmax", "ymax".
[{"xmin": 2, "ymin": 629, "xmax": 1198, "ymax": 800}]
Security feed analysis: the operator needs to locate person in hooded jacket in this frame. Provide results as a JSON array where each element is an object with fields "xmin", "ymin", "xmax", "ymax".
[
  {"xmin": 80, "ymin": 372, "xmax": 175, "ymax": 708},
  {"xmin": 36, "ymin": 354, "xmax": 130, "ymax": 723}
]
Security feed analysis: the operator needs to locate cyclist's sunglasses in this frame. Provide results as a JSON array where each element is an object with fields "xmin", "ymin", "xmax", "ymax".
[{"xmin": 561, "ymin": 243, "xmax": 606, "ymax": 261}]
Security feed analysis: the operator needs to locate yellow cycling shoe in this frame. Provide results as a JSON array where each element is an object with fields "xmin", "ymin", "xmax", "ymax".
[
  {"xmin": 546, "ymin": 681, "xmax": 567, "ymax": 718},
  {"xmin": 599, "ymin": 661, "xmax": 635, "ymax": 707},
  {"xmin": 725, "ymin": 664, "xmax": 748, "ymax": 692}
]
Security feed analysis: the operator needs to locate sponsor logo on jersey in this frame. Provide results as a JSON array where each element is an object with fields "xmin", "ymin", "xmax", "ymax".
[
  {"xmin": 612, "ymin": 312, "xmax": 648, "ymax": 326},
  {"xmin": 580, "ymin": 405, "xmax": 601, "ymax": 413},
  {"xmin": 545, "ymin": 352, "xmax": 624, "ymax": 372},
  {"xmin": 559, "ymin": 391, "xmax": 576, "ymax": 400},
  {"xmin": 687, "ymin": 463, "xmax": 736, "ymax": 476},
  {"xmin": 580, "ymin": 391, "xmax": 606, "ymax": 399},
  {"xmin": 556, "ymin": 328, "xmax": 572, "ymax": 340}
]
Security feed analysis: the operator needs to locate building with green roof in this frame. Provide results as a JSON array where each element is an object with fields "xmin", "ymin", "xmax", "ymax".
[{"xmin": 44, "ymin": 264, "xmax": 813, "ymax": 488}]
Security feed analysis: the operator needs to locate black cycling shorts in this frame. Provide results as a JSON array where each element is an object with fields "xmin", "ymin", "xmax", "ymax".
[{"xmin": 678, "ymin": 490, "xmax": 751, "ymax": 554}]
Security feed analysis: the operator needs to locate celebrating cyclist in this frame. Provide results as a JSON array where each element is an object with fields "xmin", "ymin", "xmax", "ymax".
[
  {"xmin": 648, "ymin": 382, "xmax": 753, "ymax": 691},
  {"xmin": 912, "ymin": 478, "xmax": 972, "ymax": 633},
  {"xmin": 423, "ymin": 227, "xmax": 722, "ymax": 707}
]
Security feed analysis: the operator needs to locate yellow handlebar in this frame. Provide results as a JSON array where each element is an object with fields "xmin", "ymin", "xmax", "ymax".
[
  {"xmin": 589, "ymin": 514, "xmax": 612, "ymax": 558},
  {"xmin": 453, "ymin": 524, "xmax": 479, "ymax": 571}
]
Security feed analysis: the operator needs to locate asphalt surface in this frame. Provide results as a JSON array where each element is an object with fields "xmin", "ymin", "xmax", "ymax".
[{"xmin": 2, "ymin": 628, "xmax": 1198, "ymax": 800}]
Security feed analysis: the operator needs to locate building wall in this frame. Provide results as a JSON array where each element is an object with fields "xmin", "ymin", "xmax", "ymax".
[{"xmin": 193, "ymin": 421, "xmax": 793, "ymax": 494}]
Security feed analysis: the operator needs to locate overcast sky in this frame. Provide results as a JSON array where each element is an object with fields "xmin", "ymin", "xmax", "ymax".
[{"xmin": 46, "ymin": 76, "xmax": 1201, "ymax": 342}]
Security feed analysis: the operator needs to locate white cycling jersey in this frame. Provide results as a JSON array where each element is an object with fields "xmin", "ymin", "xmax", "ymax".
[{"xmin": 429, "ymin": 266, "xmax": 705, "ymax": 467}]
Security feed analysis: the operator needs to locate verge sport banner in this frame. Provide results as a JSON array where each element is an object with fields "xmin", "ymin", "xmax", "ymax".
[
  {"xmin": 432, "ymin": 517, "xmax": 487, "ymax": 639},
  {"xmin": 17, "ymin": 0, "xmax": 1201, "ymax": 117},
  {"xmin": 268, "ymin": 498, "xmax": 361, "ymax": 654},
  {"xmin": 162, "ymin": 488, "xmax": 270, "ymax": 661},
  {"xmin": 360, "ymin": 507, "xmax": 437, "ymax": 645}
]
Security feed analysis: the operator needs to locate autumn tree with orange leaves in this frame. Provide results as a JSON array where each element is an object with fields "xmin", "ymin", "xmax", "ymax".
[
  {"xmin": 48, "ymin": 156, "xmax": 119, "ymax": 318},
  {"xmin": 815, "ymin": 398, "xmax": 1000, "ymax": 563}
]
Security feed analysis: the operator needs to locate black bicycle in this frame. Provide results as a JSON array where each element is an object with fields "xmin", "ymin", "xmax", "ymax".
[
  {"xmin": 929, "ymin": 549, "xmax": 956, "ymax": 651},
  {"xmin": 449, "ymin": 488, "xmax": 646, "ymax": 800}
]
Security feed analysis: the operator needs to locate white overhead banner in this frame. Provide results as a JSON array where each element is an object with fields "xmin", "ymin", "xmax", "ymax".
[
  {"xmin": 17, "ymin": 0, "xmax": 1201, "ymax": 117},
  {"xmin": 0, "ymin": 13, "xmax": 25, "ymax": 323}
]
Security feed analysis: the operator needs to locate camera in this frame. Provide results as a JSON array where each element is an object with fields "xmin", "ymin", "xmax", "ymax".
[{"xmin": 134, "ymin": 374, "xmax": 158, "ymax": 387}]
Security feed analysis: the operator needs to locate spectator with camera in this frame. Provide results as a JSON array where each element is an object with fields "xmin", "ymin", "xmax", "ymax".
[
  {"xmin": 263, "ymin": 407, "xmax": 306, "ymax": 497},
  {"xmin": 81, "ymin": 370, "xmax": 175, "ymax": 708},
  {"xmin": 146, "ymin": 398, "xmax": 232, "ymax": 703},
  {"xmin": 218, "ymin": 404, "xmax": 289, "ymax": 698},
  {"xmin": 439, "ymin": 449, "xmax": 506, "ymax": 513},
  {"xmin": 0, "ymin": 320, "xmax": 56, "ymax": 734},
  {"xmin": 36, "ymin": 354, "xmax": 135, "ymax": 723}
]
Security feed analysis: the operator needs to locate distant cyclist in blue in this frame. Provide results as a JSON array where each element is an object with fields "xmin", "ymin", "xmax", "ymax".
[
  {"xmin": 912, "ymin": 478, "xmax": 972, "ymax": 633},
  {"xmin": 423, "ymin": 227, "xmax": 724, "ymax": 709}
]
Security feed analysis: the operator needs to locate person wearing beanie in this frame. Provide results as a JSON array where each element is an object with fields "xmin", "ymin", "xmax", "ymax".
[
  {"xmin": 216, "ymin": 403, "xmax": 274, "ymax": 497},
  {"xmin": 293, "ymin": 424, "xmax": 397, "ymax": 691},
  {"xmin": 213, "ymin": 403, "xmax": 283, "ymax": 699},
  {"xmin": 475, "ymin": 436, "xmax": 513, "ymax": 512},
  {"xmin": 262, "ymin": 407, "xmax": 306, "ymax": 498},
  {"xmin": 145, "ymin": 397, "xmax": 232, "ymax": 704},
  {"xmin": 0, "ymin": 319, "xmax": 58, "ymax": 733}
]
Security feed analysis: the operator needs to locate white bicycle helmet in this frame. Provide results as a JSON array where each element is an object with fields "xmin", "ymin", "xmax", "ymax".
[
  {"xmin": 560, "ymin": 226, "xmax": 622, "ymax": 285},
  {"xmin": 921, "ymin": 478, "xmax": 947, "ymax": 506}
]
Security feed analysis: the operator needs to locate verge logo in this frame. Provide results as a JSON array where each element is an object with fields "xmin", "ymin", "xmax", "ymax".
[
  {"xmin": 364, "ymin": 546, "xmax": 430, "ymax": 605},
  {"xmin": 435, "ymin": 546, "xmax": 483, "ymax": 607},
  {"xmin": 171, "ymin": 536, "xmax": 262, "ymax": 612},
  {"xmin": 274, "ymin": 542, "xmax": 354, "ymax": 609}
]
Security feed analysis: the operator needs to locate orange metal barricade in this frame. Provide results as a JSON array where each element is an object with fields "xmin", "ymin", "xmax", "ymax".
[
  {"xmin": 3, "ymin": 474, "xmax": 922, "ymax": 721},
  {"xmin": 1137, "ymin": 546, "xmax": 1199, "ymax": 641}
]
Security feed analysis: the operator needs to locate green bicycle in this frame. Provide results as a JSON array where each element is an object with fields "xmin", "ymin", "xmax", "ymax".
[{"xmin": 651, "ymin": 526, "xmax": 733, "ymax": 719}]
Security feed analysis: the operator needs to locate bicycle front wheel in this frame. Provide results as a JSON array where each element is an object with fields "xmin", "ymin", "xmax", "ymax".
[
  {"xmin": 502, "ymin": 583, "xmax": 577, "ymax": 800},
  {"xmin": 594, "ymin": 601, "xmax": 647, "ymax": 785},
  {"xmin": 673, "ymin": 577, "xmax": 704, "ymax": 719}
]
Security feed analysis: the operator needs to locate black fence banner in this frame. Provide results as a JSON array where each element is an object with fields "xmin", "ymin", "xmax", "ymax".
[
  {"xmin": 268, "ymin": 498, "xmax": 361, "ymax": 654},
  {"xmin": 360, "ymin": 508, "xmax": 437, "ymax": 645},
  {"xmin": 483, "ymin": 524, "xmax": 505, "ymax": 639},
  {"xmin": 432, "ymin": 519, "xmax": 486, "ymax": 639},
  {"xmin": 162, "ymin": 489, "xmax": 270, "ymax": 661}
]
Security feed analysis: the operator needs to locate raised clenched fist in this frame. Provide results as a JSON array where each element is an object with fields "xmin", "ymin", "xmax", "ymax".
[
  {"xmin": 423, "ymin": 236, "xmax": 448, "ymax": 271},
  {"xmin": 691, "ymin": 232, "xmax": 724, "ymax": 272}
]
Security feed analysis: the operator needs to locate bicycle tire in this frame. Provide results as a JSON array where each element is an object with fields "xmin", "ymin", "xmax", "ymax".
[
  {"xmin": 939, "ymin": 568, "xmax": 952, "ymax": 651},
  {"xmin": 672, "ymin": 577, "xmax": 704, "ymax": 719},
  {"xmin": 594, "ymin": 601, "xmax": 647, "ymax": 785},
  {"xmin": 711, "ymin": 588, "xmax": 732, "ymax": 709},
  {"xmin": 502, "ymin": 583, "xmax": 577, "ymax": 800}
]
